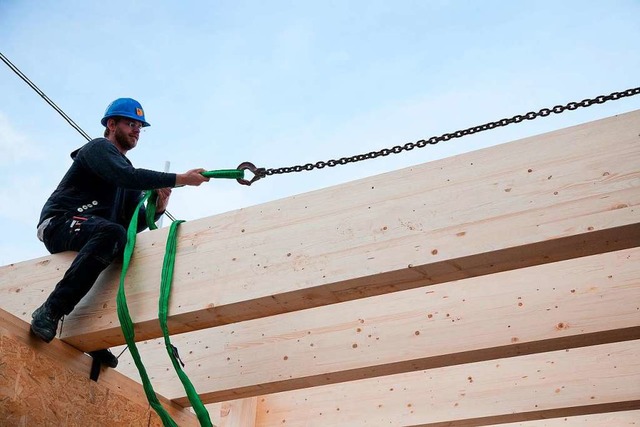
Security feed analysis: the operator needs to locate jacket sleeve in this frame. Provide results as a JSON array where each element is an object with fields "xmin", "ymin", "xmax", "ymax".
[{"xmin": 76, "ymin": 139, "xmax": 177, "ymax": 190}]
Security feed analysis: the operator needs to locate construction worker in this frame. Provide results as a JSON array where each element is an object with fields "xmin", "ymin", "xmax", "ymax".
[{"xmin": 31, "ymin": 98, "xmax": 209, "ymax": 367}]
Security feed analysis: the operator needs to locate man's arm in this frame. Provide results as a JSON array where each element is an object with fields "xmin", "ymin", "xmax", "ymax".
[
  {"xmin": 78, "ymin": 139, "xmax": 177, "ymax": 190},
  {"xmin": 78, "ymin": 140, "xmax": 210, "ymax": 189},
  {"xmin": 175, "ymin": 168, "xmax": 209, "ymax": 187}
]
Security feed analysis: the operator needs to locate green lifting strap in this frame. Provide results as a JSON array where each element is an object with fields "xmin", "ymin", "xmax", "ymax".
[
  {"xmin": 146, "ymin": 191, "xmax": 159, "ymax": 230},
  {"xmin": 159, "ymin": 218, "xmax": 212, "ymax": 426},
  {"xmin": 117, "ymin": 191, "xmax": 177, "ymax": 426},
  {"xmin": 117, "ymin": 190, "xmax": 213, "ymax": 427},
  {"xmin": 201, "ymin": 169, "xmax": 244, "ymax": 179},
  {"xmin": 146, "ymin": 170, "xmax": 244, "ymax": 227}
]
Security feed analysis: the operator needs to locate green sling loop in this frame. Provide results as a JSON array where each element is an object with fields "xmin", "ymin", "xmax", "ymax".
[
  {"xmin": 118, "ymin": 169, "xmax": 244, "ymax": 425},
  {"xmin": 117, "ymin": 191, "xmax": 213, "ymax": 426},
  {"xmin": 201, "ymin": 169, "xmax": 244, "ymax": 179},
  {"xmin": 117, "ymin": 191, "xmax": 177, "ymax": 426},
  {"xmin": 159, "ymin": 219, "xmax": 213, "ymax": 426},
  {"xmin": 146, "ymin": 169, "xmax": 244, "ymax": 225}
]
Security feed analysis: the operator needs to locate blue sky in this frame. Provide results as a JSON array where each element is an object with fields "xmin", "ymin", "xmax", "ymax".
[{"xmin": 1, "ymin": 0, "xmax": 639, "ymax": 266}]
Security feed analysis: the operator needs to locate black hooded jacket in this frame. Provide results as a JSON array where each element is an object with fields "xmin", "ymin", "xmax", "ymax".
[{"xmin": 39, "ymin": 138, "xmax": 176, "ymax": 231}]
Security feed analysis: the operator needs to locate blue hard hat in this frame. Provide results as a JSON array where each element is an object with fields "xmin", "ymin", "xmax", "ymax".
[{"xmin": 101, "ymin": 98, "xmax": 151, "ymax": 127}]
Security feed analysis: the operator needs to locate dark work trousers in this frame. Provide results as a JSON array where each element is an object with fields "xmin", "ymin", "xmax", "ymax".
[{"xmin": 41, "ymin": 213, "xmax": 127, "ymax": 315}]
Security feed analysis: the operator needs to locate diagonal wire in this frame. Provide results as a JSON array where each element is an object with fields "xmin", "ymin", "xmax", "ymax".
[
  {"xmin": 1, "ymin": 51, "xmax": 178, "ymax": 222},
  {"xmin": 0, "ymin": 51, "xmax": 92, "ymax": 141}
]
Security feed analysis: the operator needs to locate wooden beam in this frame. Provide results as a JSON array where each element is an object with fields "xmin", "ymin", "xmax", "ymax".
[
  {"xmin": 1, "ymin": 110, "xmax": 639, "ymax": 351},
  {"xmin": 0, "ymin": 309, "xmax": 198, "ymax": 426},
  {"xmin": 493, "ymin": 410, "xmax": 640, "ymax": 426},
  {"xmin": 207, "ymin": 398, "xmax": 258, "ymax": 427},
  {"xmin": 253, "ymin": 340, "xmax": 640, "ymax": 426},
  {"xmin": 113, "ymin": 247, "xmax": 640, "ymax": 404}
]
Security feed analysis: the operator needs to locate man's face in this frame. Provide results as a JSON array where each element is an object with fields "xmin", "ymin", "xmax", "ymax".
[{"xmin": 114, "ymin": 119, "xmax": 143, "ymax": 151}]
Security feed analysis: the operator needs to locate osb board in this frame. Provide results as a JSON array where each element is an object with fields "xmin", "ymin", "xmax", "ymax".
[
  {"xmin": 0, "ymin": 334, "xmax": 162, "ymax": 426},
  {"xmin": 0, "ymin": 309, "xmax": 198, "ymax": 427}
]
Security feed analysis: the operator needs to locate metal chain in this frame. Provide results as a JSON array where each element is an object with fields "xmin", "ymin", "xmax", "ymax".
[{"xmin": 263, "ymin": 87, "xmax": 640, "ymax": 177}]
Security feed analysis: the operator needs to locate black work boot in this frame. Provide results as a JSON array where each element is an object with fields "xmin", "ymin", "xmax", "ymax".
[
  {"xmin": 30, "ymin": 303, "xmax": 62, "ymax": 343},
  {"xmin": 89, "ymin": 349, "xmax": 119, "ymax": 368}
]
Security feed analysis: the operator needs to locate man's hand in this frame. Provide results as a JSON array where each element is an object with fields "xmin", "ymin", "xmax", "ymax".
[
  {"xmin": 155, "ymin": 187, "xmax": 172, "ymax": 213},
  {"xmin": 176, "ymin": 168, "xmax": 210, "ymax": 187}
]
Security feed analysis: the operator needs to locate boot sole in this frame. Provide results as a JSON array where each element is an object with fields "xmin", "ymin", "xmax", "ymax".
[{"xmin": 30, "ymin": 324, "xmax": 56, "ymax": 343}]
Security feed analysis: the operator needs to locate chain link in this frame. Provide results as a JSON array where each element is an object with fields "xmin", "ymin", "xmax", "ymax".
[{"xmin": 264, "ymin": 87, "xmax": 640, "ymax": 177}]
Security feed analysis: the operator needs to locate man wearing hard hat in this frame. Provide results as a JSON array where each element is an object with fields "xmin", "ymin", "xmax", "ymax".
[{"xmin": 30, "ymin": 98, "xmax": 209, "ymax": 367}]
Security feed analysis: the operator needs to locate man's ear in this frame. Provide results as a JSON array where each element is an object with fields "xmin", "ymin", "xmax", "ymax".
[{"xmin": 107, "ymin": 118, "xmax": 118, "ymax": 131}]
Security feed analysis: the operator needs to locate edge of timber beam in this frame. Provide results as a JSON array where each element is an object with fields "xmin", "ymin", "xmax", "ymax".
[
  {"xmin": 490, "ymin": 409, "xmax": 640, "ymax": 426},
  {"xmin": 409, "ymin": 402, "xmax": 640, "ymax": 427},
  {"xmin": 1, "ymin": 109, "xmax": 639, "ymax": 351},
  {"xmin": 0, "ymin": 308, "xmax": 198, "ymax": 426}
]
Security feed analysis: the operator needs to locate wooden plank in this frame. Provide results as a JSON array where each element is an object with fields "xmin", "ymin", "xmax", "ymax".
[
  {"xmin": 207, "ymin": 398, "xmax": 258, "ymax": 427},
  {"xmin": 113, "ymin": 246, "xmax": 640, "ymax": 404},
  {"xmin": 253, "ymin": 340, "xmax": 640, "ymax": 426},
  {"xmin": 0, "ymin": 309, "xmax": 198, "ymax": 427},
  {"xmin": 489, "ymin": 409, "xmax": 640, "ymax": 425},
  {"xmin": 1, "ymin": 109, "xmax": 639, "ymax": 351}
]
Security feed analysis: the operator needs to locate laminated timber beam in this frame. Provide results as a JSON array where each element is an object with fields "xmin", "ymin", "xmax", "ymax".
[
  {"xmin": 0, "ymin": 309, "xmax": 198, "ymax": 426},
  {"xmin": 1, "ymin": 109, "xmax": 639, "ymax": 352},
  {"xmin": 494, "ymin": 410, "xmax": 640, "ymax": 426},
  {"xmin": 253, "ymin": 340, "xmax": 640, "ymax": 426},
  {"xmin": 115, "ymin": 246, "xmax": 640, "ymax": 405},
  {"xmin": 207, "ymin": 398, "xmax": 258, "ymax": 427}
]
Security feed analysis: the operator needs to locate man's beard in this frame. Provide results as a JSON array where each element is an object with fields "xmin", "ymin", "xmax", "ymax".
[{"xmin": 114, "ymin": 126, "xmax": 137, "ymax": 151}]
